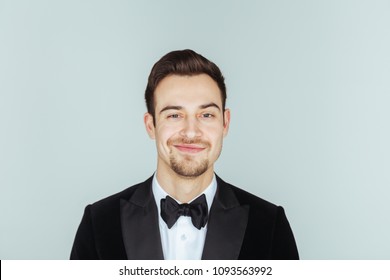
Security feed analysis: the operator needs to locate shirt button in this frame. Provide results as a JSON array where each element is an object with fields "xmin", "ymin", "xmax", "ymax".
[{"xmin": 180, "ymin": 234, "xmax": 186, "ymax": 241}]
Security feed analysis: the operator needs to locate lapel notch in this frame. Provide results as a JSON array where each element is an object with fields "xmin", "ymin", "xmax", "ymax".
[
  {"xmin": 202, "ymin": 176, "xmax": 249, "ymax": 259},
  {"xmin": 120, "ymin": 178, "xmax": 164, "ymax": 259}
]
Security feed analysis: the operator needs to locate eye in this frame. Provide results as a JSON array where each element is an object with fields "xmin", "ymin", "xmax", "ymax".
[
  {"xmin": 202, "ymin": 113, "xmax": 214, "ymax": 118},
  {"xmin": 168, "ymin": 113, "xmax": 180, "ymax": 119}
]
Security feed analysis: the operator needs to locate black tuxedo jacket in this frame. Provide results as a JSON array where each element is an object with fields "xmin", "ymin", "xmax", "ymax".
[{"xmin": 70, "ymin": 175, "xmax": 299, "ymax": 259}]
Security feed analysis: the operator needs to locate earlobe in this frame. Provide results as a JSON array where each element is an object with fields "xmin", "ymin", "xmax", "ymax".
[
  {"xmin": 223, "ymin": 109, "xmax": 231, "ymax": 136},
  {"xmin": 144, "ymin": 113, "xmax": 156, "ymax": 139}
]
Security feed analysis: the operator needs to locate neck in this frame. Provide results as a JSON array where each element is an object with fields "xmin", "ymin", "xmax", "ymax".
[{"xmin": 156, "ymin": 163, "xmax": 214, "ymax": 203}]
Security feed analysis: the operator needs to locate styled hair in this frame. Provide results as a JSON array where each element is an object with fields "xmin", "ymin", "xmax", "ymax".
[{"xmin": 145, "ymin": 49, "xmax": 226, "ymax": 122}]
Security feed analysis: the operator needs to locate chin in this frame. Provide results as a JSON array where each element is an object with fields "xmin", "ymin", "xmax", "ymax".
[{"xmin": 170, "ymin": 160, "xmax": 209, "ymax": 178}]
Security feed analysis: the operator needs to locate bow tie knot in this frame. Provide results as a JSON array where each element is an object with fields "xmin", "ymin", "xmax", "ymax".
[
  {"xmin": 160, "ymin": 194, "xmax": 208, "ymax": 230},
  {"xmin": 178, "ymin": 204, "xmax": 191, "ymax": 216}
]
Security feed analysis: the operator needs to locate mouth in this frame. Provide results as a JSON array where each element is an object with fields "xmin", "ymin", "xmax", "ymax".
[{"xmin": 173, "ymin": 144, "xmax": 206, "ymax": 154}]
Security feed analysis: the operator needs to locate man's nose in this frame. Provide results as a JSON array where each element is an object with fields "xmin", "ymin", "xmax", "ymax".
[{"xmin": 180, "ymin": 117, "xmax": 202, "ymax": 139}]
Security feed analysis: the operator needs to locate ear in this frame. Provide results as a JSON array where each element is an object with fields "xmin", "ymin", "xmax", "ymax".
[
  {"xmin": 223, "ymin": 108, "xmax": 231, "ymax": 137},
  {"xmin": 144, "ymin": 112, "xmax": 156, "ymax": 139}
]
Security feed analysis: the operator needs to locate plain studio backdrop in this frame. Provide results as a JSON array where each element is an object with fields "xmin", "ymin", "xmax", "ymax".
[{"xmin": 1, "ymin": 0, "xmax": 389, "ymax": 259}]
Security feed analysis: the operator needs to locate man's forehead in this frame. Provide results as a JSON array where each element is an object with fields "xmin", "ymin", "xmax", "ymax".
[
  {"xmin": 154, "ymin": 74, "xmax": 223, "ymax": 107},
  {"xmin": 155, "ymin": 74, "xmax": 218, "ymax": 90}
]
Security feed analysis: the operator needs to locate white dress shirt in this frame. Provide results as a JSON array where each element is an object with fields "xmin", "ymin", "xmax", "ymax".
[{"xmin": 152, "ymin": 173, "xmax": 217, "ymax": 260}]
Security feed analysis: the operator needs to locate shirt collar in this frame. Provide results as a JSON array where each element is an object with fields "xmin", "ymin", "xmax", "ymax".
[{"xmin": 152, "ymin": 172, "xmax": 217, "ymax": 214}]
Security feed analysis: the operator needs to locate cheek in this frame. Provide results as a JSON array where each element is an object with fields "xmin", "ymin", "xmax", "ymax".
[
  {"xmin": 204, "ymin": 131, "xmax": 223, "ymax": 152},
  {"xmin": 156, "ymin": 124, "xmax": 180, "ymax": 144},
  {"xmin": 204, "ymin": 127, "xmax": 224, "ymax": 145}
]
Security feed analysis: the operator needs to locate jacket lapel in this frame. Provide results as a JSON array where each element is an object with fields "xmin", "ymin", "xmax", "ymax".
[
  {"xmin": 119, "ymin": 175, "xmax": 249, "ymax": 260},
  {"xmin": 120, "ymin": 177, "xmax": 164, "ymax": 259},
  {"xmin": 202, "ymin": 176, "xmax": 249, "ymax": 260}
]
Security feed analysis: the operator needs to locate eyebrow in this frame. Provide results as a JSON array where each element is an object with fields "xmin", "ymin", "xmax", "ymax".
[
  {"xmin": 159, "ymin": 102, "xmax": 221, "ymax": 114},
  {"xmin": 159, "ymin": 106, "xmax": 183, "ymax": 114},
  {"xmin": 200, "ymin": 102, "xmax": 221, "ymax": 111}
]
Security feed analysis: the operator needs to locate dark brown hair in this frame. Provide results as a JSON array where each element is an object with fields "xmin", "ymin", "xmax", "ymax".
[{"xmin": 145, "ymin": 49, "xmax": 226, "ymax": 123}]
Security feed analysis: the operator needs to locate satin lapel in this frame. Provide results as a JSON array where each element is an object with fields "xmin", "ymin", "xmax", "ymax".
[
  {"xmin": 120, "ymin": 177, "xmax": 164, "ymax": 260},
  {"xmin": 202, "ymin": 176, "xmax": 249, "ymax": 260}
]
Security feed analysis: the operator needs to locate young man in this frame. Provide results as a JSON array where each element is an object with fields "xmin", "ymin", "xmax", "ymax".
[{"xmin": 70, "ymin": 49, "xmax": 299, "ymax": 260}]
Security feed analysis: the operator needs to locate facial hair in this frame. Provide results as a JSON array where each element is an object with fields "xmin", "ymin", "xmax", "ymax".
[{"xmin": 168, "ymin": 137, "xmax": 211, "ymax": 178}]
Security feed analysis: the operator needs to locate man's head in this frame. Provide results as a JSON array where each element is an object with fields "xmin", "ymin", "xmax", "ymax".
[
  {"xmin": 144, "ymin": 50, "xmax": 230, "ymax": 179},
  {"xmin": 145, "ymin": 49, "xmax": 226, "ymax": 124}
]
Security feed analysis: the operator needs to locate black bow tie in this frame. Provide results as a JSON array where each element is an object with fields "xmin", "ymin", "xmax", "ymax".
[{"xmin": 160, "ymin": 194, "xmax": 208, "ymax": 230}]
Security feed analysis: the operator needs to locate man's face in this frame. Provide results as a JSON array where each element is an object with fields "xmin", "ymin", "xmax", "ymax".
[{"xmin": 144, "ymin": 74, "xmax": 230, "ymax": 178}]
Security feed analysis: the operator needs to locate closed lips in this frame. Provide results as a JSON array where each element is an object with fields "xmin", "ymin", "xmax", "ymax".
[{"xmin": 174, "ymin": 145, "xmax": 206, "ymax": 153}]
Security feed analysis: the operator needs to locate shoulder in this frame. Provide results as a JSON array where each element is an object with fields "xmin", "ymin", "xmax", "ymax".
[
  {"xmin": 215, "ymin": 175, "xmax": 299, "ymax": 260},
  {"xmin": 215, "ymin": 175, "xmax": 283, "ymax": 220},
  {"xmin": 216, "ymin": 175, "xmax": 278, "ymax": 209},
  {"xmin": 71, "ymin": 177, "xmax": 153, "ymax": 260},
  {"xmin": 88, "ymin": 176, "xmax": 153, "ymax": 213}
]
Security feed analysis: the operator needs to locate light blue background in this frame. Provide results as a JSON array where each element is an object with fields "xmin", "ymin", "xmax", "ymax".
[{"xmin": 1, "ymin": 0, "xmax": 389, "ymax": 259}]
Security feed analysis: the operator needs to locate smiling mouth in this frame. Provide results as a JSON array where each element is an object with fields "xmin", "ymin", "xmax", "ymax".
[{"xmin": 173, "ymin": 144, "xmax": 206, "ymax": 154}]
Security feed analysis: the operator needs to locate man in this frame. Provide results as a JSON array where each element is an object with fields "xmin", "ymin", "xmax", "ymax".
[{"xmin": 70, "ymin": 49, "xmax": 299, "ymax": 260}]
